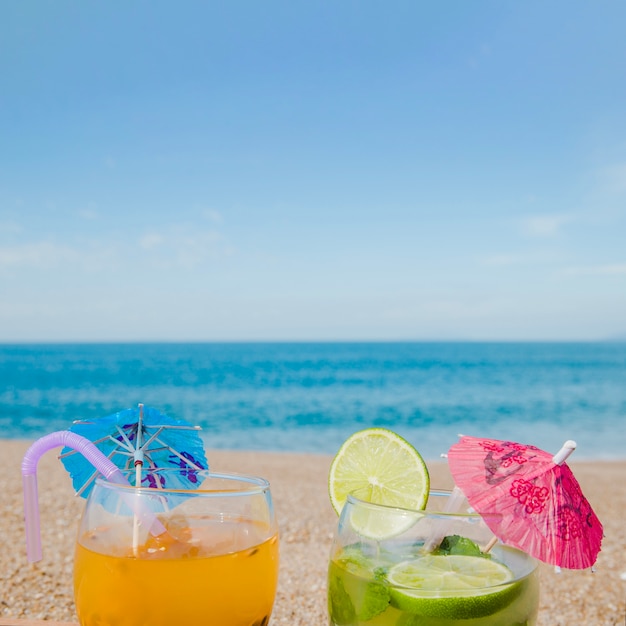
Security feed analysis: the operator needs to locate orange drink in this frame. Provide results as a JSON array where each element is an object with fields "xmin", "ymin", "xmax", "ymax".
[{"xmin": 74, "ymin": 471, "xmax": 279, "ymax": 626}]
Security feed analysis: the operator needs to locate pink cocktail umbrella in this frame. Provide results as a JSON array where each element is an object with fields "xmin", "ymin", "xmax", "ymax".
[
  {"xmin": 22, "ymin": 430, "xmax": 165, "ymax": 563},
  {"xmin": 447, "ymin": 435, "xmax": 603, "ymax": 570}
]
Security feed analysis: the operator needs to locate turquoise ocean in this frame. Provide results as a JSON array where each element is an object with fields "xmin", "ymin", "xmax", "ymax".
[{"xmin": 1, "ymin": 342, "xmax": 625, "ymax": 460}]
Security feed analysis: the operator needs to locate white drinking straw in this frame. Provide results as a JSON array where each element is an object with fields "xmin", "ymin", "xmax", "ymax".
[{"xmin": 422, "ymin": 485, "xmax": 468, "ymax": 553}]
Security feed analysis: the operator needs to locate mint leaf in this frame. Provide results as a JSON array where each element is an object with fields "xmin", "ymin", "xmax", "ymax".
[
  {"xmin": 355, "ymin": 580, "xmax": 390, "ymax": 621},
  {"xmin": 328, "ymin": 568, "xmax": 356, "ymax": 625},
  {"xmin": 434, "ymin": 535, "xmax": 490, "ymax": 558},
  {"xmin": 330, "ymin": 552, "xmax": 390, "ymax": 623}
]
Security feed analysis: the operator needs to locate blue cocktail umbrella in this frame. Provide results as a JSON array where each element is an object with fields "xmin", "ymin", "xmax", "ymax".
[
  {"xmin": 59, "ymin": 404, "xmax": 208, "ymax": 498},
  {"xmin": 22, "ymin": 430, "xmax": 168, "ymax": 562}
]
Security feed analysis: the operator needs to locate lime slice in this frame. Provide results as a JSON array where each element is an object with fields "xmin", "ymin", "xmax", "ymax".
[
  {"xmin": 328, "ymin": 428, "xmax": 429, "ymax": 538},
  {"xmin": 387, "ymin": 555, "xmax": 522, "ymax": 619}
]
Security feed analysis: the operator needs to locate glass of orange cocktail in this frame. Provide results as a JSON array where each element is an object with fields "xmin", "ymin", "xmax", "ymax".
[{"xmin": 73, "ymin": 469, "xmax": 279, "ymax": 626}]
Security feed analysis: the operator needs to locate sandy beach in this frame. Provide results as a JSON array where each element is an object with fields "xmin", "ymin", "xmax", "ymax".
[{"xmin": 1, "ymin": 439, "xmax": 624, "ymax": 625}]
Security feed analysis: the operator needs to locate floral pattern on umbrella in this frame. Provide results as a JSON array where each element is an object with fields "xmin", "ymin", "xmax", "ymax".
[{"xmin": 448, "ymin": 436, "xmax": 603, "ymax": 570}]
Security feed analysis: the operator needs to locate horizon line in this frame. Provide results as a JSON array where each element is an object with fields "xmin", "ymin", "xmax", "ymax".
[{"xmin": 1, "ymin": 337, "xmax": 625, "ymax": 346}]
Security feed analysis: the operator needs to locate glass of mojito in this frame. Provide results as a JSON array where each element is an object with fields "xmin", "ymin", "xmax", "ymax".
[
  {"xmin": 328, "ymin": 490, "xmax": 539, "ymax": 626},
  {"xmin": 74, "ymin": 469, "xmax": 279, "ymax": 626}
]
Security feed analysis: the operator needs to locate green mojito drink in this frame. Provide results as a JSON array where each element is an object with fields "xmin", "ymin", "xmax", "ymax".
[
  {"xmin": 327, "ymin": 429, "xmax": 540, "ymax": 626},
  {"xmin": 329, "ymin": 539, "xmax": 539, "ymax": 626}
]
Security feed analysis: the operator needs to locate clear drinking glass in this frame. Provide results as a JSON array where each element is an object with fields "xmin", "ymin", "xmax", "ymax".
[
  {"xmin": 74, "ymin": 470, "xmax": 279, "ymax": 626},
  {"xmin": 328, "ymin": 490, "xmax": 539, "ymax": 626}
]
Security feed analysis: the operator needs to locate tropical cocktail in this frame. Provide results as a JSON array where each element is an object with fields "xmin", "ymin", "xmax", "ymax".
[
  {"xmin": 327, "ymin": 429, "xmax": 539, "ymax": 626},
  {"xmin": 328, "ymin": 493, "xmax": 539, "ymax": 625},
  {"xmin": 73, "ymin": 470, "xmax": 279, "ymax": 626}
]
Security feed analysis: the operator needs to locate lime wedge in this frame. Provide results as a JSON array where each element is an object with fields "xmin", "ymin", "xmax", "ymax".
[
  {"xmin": 387, "ymin": 555, "xmax": 521, "ymax": 619},
  {"xmin": 328, "ymin": 428, "xmax": 429, "ymax": 537}
]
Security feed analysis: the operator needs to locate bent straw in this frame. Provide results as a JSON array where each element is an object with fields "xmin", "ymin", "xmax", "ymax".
[{"xmin": 21, "ymin": 430, "xmax": 166, "ymax": 563}]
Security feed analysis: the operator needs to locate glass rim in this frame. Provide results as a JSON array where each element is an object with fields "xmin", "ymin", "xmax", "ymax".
[
  {"xmin": 345, "ymin": 488, "xmax": 500, "ymax": 520},
  {"xmin": 94, "ymin": 469, "xmax": 270, "ymax": 496},
  {"xmin": 342, "ymin": 489, "xmax": 538, "ymax": 573}
]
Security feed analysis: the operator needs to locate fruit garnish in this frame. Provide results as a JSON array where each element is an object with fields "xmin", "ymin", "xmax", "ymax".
[
  {"xmin": 386, "ymin": 555, "xmax": 521, "ymax": 619},
  {"xmin": 328, "ymin": 428, "xmax": 430, "ymax": 515}
]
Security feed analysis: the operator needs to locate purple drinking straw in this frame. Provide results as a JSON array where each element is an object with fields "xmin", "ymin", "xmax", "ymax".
[{"xmin": 22, "ymin": 430, "xmax": 165, "ymax": 563}]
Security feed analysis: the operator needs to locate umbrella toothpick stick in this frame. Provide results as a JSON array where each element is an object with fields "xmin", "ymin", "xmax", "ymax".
[
  {"xmin": 484, "ymin": 536, "xmax": 498, "ymax": 553},
  {"xmin": 132, "ymin": 404, "xmax": 145, "ymax": 555},
  {"xmin": 552, "ymin": 440, "xmax": 576, "ymax": 465}
]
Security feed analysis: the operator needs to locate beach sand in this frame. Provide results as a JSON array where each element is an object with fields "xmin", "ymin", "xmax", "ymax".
[{"xmin": 1, "ymin": 440, "xmax": 624, "ymax": 625}]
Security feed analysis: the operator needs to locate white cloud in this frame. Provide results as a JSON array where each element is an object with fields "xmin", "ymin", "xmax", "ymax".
[
  {"xmin": 0, "ymin": 237, "xmax": 126, "ymax": 274},
  {"xmin": 139, "ymin": 232, "xmax": 164, "ymax": 250},
  {"xmin": 137, "ymin": 226, "xmax": 233, "ymax": 269},
  {"xmin": 0, "ymin": 221, "xmax": 234, "ymax": 275},
  {"xmin": 467, "ymin": 42, "xmax": 492, "ymax": 70},
  {"xmin": 0, "ymin": 241, "xmax": 78, "ymax": 269},
  {"xmin": 481, "ymin": 250, "xmax": 560, "ymax": 267},
  {"xmin": 77, "ymin": 203, "xmax": 99, "ymax": 220},
  {"xmin": 561, "ymin": 263, "xmax": 626, "ymax": 277},
  {"xmin": 180, "ymin": 229, "xmax": 218, "ymax": 253},
  {"xmin": 203, "ymin": 209, "xmax": 223, "ymax": 224},
  {"xmin": 598, "ymin": 162, "xmax": 626, "ymax": 195},
  {"xmin": 171, "ymin": 230, "xmax": 232, "ymax": 268},
  {"xmin": 0, "ymin": 220, "xmax": 23, "ymax": 236},
  {"xmin": 520, "ymin": 214, "xmax": 572, "ymax": 237},
  {"xmin": 482, "ymin": 253, "xmax": 530, "ymax": 267}
]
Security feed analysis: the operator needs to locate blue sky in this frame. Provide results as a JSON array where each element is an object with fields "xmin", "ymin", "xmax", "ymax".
[{"xmin": 1, "ymin": 1, "xmax": 625, "ymax": 342}]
